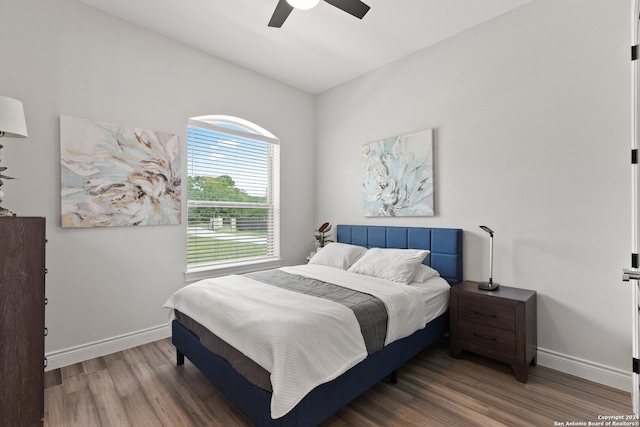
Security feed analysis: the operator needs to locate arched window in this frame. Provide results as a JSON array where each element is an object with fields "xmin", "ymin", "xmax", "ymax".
[{"xmin": 186, "ymin": 115, "xmax": 280, "ymax": 276}]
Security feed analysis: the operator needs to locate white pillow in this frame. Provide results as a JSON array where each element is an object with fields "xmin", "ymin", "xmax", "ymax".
[
  {"xmin": 412, "ymin": 264, "xmax": 440, "ymax": 282},
  {"xmin": 308, "ymin": 242, "xmax": 368, "ymax": 270},
  {"xmin": 347, "ymin": 248, "xmax": 430, "ymax": 284}
]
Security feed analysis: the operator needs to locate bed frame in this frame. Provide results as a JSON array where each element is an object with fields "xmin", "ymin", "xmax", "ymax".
[{"xmin": 172, "ymin": 225, "xmax": 463, "ymax": 426}]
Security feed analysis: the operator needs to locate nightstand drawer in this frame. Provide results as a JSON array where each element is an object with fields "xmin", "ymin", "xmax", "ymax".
[
  {"xmin": 458, "ymin": 320, "xmax": 516, "ymax": 355},
  {"xmin": 458, "ymin": 297, "xmax": 516, "ymax": 331}
]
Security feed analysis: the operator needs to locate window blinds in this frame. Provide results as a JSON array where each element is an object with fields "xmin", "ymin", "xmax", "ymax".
[{"xmin": 187, "ymin": 120, "xmax": 280, "ymax": 267}]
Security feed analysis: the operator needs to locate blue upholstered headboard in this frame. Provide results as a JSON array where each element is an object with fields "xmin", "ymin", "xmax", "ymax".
[{"xmin": 336, "ymin": 225, "xmax": 463, "ymax": 285}]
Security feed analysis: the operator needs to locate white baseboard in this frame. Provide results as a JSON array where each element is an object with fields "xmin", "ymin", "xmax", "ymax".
[
  {"xmin": 44, "ymin": 327, "xmax": 633, "ymax": 395},
  {"xmin": 538, "ymin": 347, "xmax": 632, "ymax": 392},
  {"xmin": 45, "ymin": 324, "xmax": 171, "ymax": 371}
]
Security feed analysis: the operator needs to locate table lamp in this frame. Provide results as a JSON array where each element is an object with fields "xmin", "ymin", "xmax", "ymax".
[
  {"xmin": 478, "ymin": 225, "xmax": 500, "ymax": 290},
  {"xmin": 0, "ymin": 96, "xmax": 28, "ymax": 217}
]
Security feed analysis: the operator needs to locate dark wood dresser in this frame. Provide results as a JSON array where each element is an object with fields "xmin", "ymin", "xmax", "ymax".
[
  {"xmin": 0, "ymin": 217, "xmax": 46, "ymax": 426},
  {"xmin": 450, "ymin": 281, "xmax": 537, "ymax": 382}
]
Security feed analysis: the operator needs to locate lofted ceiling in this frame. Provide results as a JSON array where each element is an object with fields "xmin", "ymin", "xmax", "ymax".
[{"xmin": 76, "ymin": 0, "xmax": 532, "ymax": 94}]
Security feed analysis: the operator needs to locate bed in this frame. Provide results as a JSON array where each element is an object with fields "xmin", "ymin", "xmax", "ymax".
[{"xmin": 166, "ymin": 225, "xmax": 463, "ymax": 426}]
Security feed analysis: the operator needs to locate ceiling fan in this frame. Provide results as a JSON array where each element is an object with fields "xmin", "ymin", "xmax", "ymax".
[{"xmin": 268, "ymin": 0, "xmax": 370, "ymax": 28}]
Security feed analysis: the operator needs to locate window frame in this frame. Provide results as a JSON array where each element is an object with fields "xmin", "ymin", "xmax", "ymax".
[{"xmin": 185, "ymin": 115, "xmax": 281, "ymax": 283}]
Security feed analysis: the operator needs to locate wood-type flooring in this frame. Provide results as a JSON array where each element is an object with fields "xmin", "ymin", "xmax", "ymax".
[{"xmin": 43, "ymin": 338, "xmax": 632, "ymax": 426}]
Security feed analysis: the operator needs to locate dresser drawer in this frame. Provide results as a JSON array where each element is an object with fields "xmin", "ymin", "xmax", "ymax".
[
  {"xmin": 457, "ymin": 297, "xmax": 516, "ymax": 331},
  {"xmin": 458, "ymin": 320, "xmax": 516, "ymax": 356}
]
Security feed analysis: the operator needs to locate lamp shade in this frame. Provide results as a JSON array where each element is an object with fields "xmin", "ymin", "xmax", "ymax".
[
  {"xmin": 286, "ymin": 0, "xmax": 320, "ymax": 10},
  {"xmin": 0, "ymin": 96, "xmax": 28, "ymax": 138}
]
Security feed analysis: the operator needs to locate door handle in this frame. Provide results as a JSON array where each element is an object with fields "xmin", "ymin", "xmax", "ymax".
[{"xmin": 623, "ymin": 269, "xmax": 640, "ymax": 281}]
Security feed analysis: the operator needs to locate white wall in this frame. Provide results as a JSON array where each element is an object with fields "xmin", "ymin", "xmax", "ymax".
[
  {"xmin": 1, "ymin": 0, "xmax": 316, "ymax": 366},
  {"xmin": 316, "ymin": 0, "xmax": 632, "ymax": 390},
  {"xmin": 1, "ymin": 0, "xmax": 632, "ymax": 392}
]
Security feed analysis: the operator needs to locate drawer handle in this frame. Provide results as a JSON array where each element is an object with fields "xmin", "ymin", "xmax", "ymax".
[
  {"xmin": 472, "ymin": 310, "xmax": 497, "ymax": 318},
  {"xmin": 473, "ymin": 332, "xmax": 497, "ymax": 341}
]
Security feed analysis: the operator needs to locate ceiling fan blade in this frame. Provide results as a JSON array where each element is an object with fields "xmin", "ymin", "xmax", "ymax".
[
  {"xmin": 268, "ymin": 0, "xmax": 294, "ymax": 27},
  {"xmin": 323, "ymin": 0, "xmax": 370, "ymax": 19}
]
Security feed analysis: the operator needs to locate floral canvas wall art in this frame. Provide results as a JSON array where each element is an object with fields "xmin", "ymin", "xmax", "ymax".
[
  {"xmin": 362, "ymin": 129, "xmax": 433, "ymax": 217},
  {"xmin": 60, "ymin": 115, "xmax": 181, "ymax": 228}
]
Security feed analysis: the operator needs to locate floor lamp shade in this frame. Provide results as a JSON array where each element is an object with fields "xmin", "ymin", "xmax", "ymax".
[{"xmin": 0, "ymin": 96, "xmax": 28, "ymax": 138}]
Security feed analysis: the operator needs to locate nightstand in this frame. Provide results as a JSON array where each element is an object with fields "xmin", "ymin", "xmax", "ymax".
[{"xmin": 450, "ymin": 281, "xmax": 537, "ymax": 382}]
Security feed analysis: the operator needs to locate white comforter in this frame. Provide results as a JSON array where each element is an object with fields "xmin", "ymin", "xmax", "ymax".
[{"xmin": 163, "ymin": 264, "xmax": 427, "ymax": 419}]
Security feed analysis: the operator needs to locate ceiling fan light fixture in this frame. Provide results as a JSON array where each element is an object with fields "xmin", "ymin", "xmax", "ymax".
[{"xmin": 286, "ymin": 0, "xmax": 320, "ymax": 10}]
